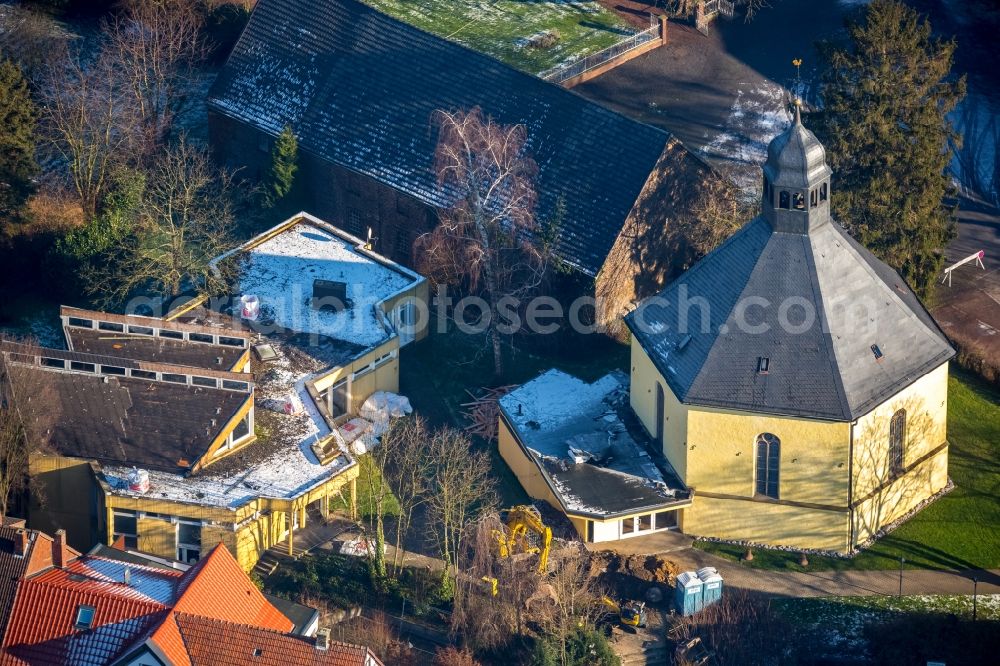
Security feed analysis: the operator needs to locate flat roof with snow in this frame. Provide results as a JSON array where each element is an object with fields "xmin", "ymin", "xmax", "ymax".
[
  {"xmin": 499, "ymin": 369, "xmax": 690, "ymax": 519},
  {"xmin": 217, "ymin": 213, "xmax": 421, "ymax": 349}
]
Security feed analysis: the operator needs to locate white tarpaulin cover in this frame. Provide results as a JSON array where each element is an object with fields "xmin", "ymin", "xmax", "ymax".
[{"xmin": 360, "ymin": 391, "xmax": 413, "ymax": 436}]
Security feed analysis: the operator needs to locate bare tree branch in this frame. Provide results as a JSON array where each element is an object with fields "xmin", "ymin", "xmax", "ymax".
[{"xmin": 416, "ymin": 107, "xmax": 550, "ymax": 377}]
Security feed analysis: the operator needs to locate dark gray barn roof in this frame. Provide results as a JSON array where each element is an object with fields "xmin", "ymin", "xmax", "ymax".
[
  {"xmin": 625, "ymin": 116, "xmax": 954, "ymax": 422},
  {"xmin": 206, "ymin": 0, "xmax": 675, "ymax": 275}
]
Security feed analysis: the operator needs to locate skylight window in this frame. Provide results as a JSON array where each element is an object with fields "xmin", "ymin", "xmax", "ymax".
[
  {"xmin": 756, "ymin": 357, "xmax": 770, "ymax": 374},
  {"xmin": 871, "ymin": 344, "xmax": 884, "ymax": 361},
  {"xmin": 74, "ymin": 604, "xmax": 96, "ymax": 630}
]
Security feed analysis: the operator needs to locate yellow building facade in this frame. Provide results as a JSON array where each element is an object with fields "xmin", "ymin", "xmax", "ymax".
[
  {"xmin": 15, "ymin": 213, "xmax": 428, "ymax": 572},
  {"xmin": 624, "ymin": 111, "xmax": 955, "ymax": 553}
]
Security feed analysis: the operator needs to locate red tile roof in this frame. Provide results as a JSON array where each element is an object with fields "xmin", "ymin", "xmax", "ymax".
[
  {"xmin": 173, "ymin": 544, "xmax": 293, "ymax": 631},
  {"xmin": 173, "ymin": 613, "xmax": 380, "ymax": 666},
  {"xmin": 0, "ymin": 578, "xmax": 167, "ymax": 665},
  {"xmin": 0, "ymin": 527, "xmax": 80, "ymax": 640},
  {"xmin": 0, "ymin": 537, "xmax": 376, "ymax": 666}
]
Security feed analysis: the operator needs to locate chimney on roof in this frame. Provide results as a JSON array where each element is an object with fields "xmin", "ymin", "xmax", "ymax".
[
  {"xmin": 123, "ymin": 568, "xmax": 132, "ymax": 586},
  {"xmin": 315, "ymin": 627, "xmax": 331, "ymax": 651},
  {"xmin": 53, "ymin": 529, "xmax": 69, "ymax": 568},
  {"xmin": 13, "ymin": 529, "xmax": 28, "ymax": 557}
]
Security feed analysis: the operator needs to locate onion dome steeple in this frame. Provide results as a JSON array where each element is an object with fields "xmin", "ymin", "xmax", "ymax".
[{"xmin": 762, "ymin": 102, "xmax": 833, "ymax": 234}]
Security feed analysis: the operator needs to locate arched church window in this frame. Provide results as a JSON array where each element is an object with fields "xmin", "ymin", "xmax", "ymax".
[
  {"xmin": 779, "ymin": 191, "xmax": 790, "ymax": 209},
  {"xmin": 755, "ymin": 433, "xmax": 780, "ymax": 499},
  {"xmin": 810, "ymin": 188, "xmax": 819, "ymax": 208},
  {"xmin": 820, "ymin": 182, "xmax": 828, "ymax": 202},
  {"xmin": 889, "ymin": 409, "xmax": 906, "ymax": 477},
  {"xmin": 792, "ymin": 192, "xmax": 806, "ymax": 210}
]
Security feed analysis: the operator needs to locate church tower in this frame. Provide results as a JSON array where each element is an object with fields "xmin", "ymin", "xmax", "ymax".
[{"xmin": 762, "ymin": 103, "xmax": 833, "ymax": 234}]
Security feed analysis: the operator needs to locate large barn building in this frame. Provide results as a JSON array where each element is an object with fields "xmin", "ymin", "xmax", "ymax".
[{"xmin": 206, "ymin": 0, "xmax": 715, "ymax": 332}]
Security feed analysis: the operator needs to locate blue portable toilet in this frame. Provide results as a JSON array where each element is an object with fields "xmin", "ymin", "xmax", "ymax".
[
  {"xmin": 675, "ymin": 571, "xmax": 704, "ymax": 616},
  {"xmin": 697, "ymin": 566, "xmax": 723, "ymax": 607}
]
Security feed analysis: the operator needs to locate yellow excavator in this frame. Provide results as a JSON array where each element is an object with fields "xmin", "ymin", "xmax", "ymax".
[
  {"xmin": 493, "ymin": 505, "xmax": 553, "ymax": 574},
  {"xmin": 601, "ymin": 596, "xmax": 648, "ymax": 630}
]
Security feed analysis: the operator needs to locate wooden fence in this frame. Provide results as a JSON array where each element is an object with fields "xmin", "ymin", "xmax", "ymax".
[{"xmin": 539, "ymin": 15, "xmax": 666, "ymax": 86}]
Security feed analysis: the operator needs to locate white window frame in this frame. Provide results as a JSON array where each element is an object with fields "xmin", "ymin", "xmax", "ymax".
[{"xmin": 393, "ymin": 300, "xmax": 417, "ymax": 346}]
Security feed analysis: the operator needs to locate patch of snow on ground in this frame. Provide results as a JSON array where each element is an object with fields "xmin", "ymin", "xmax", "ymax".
[
  {"xmin": 237, "ymin": 222, "xmax": 415, "ymax": 348},
  {"xmin": 702, "ymin": 80, "xmax": 792, "ymax": 195}
]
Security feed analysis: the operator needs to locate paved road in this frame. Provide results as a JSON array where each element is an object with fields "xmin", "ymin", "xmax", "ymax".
[
  {"xmin": 587, "ymin": 529, "xmax": 1000, "ymax": 598},
  {"xmin": 668, "ymin": 547, "xmax": 1000, "ymax": 599}
]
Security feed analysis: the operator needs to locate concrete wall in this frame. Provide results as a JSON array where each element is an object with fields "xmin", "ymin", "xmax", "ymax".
[
  {"xmin": 498, "ymin": 418, "xmax": 564, "ymax": 514},
  {"xmin": 630, "ymin": 341, "xmax": 689, "ymax": 480},
  {"xmin": 850, "ymin": 362, "xmax": 950, "ymax": 545},
  {"xmin": 28, "ymin": 456, "xmax": 101, "ymax": 551}
]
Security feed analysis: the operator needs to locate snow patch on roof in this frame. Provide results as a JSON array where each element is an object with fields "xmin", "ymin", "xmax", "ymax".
[{"xmin": 234, "ymin": 221, "xmax": 416, "ymax": 348}]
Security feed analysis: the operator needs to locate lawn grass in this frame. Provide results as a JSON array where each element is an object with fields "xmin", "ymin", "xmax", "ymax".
[
  {"xmin": 331, "ymin": 454, "xmax": 402, "ymax": 519},
  {"xmin": 771, "ymin": 593, "xmax": 1000, "ymax": 658},
  {"xmin": 399, "ymin": 328, "xmax": 629, "ymax": 506},
  {"xmin": 362, "ymin": 0, "xmax": 637, "ymax": 73},
  {"xmin": 695, "ymin": 367, "xmax": 1000, "ymax": 572}
]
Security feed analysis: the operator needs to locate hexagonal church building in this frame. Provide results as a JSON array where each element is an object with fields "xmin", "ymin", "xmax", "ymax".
[{"xmin": 625, "ymin": 108, "xmax": 955, "ymax": 553}]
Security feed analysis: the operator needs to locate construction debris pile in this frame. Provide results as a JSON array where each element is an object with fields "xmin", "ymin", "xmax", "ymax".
[{"xmin": 462, "ymin": 385, "xmax": 516, "ymax": 440}]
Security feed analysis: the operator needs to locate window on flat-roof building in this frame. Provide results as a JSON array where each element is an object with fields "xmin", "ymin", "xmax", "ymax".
[
  {"xmin": 177, "ymin": 520, "xmax": 201, "ymax": 564},
  {"xmin": 113, "ymin": 511, "xmax": 138, "ymax": 549}
]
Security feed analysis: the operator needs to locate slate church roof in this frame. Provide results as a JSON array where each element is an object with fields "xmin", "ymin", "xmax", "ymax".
[
  {"xmin": 626, "ymin": 113, "xmax": 954, "ymax": 422},
  {"xmin": 207, "ymin": 0, "xmax": 676, "ymax": 275}
]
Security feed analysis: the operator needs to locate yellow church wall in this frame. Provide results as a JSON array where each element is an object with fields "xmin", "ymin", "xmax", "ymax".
[
  {"xmin": 686, "ymin": 495, "xmax": 851, "ymax": 551},
  {"xmin": 680, "ymin": 406, "xmax": 852, "ymax": 551},
  {"xmin": 684, "ymin": 407, "xmax": 850, "ymax": 503},
  {"xmin": 850, "ymin": 362, "xmax": 950, "ymax": 546},
  {"xmin": 629, "ymin": 341, "xmax": 689, "ymax": 480}
]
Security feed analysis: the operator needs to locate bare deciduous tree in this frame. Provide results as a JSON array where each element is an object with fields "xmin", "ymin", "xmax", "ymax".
[
  {"xmin": 425, "ymin": 426, "xmax": 496, "ymax": 598},
  {"xmin": 84, "ymin": 137, "xmax": 237, "ymax": 305},
  {"xmin": 0, "ymin": 5, "xmax": 71, "ymax": 84},
  {"xmin": 39, "ymin": 49, "xmax": 142, "ymax": 221},
  {"xmin": 540, "ymin": 546, "xmax": 607, "ymax": 665},
  {"xmin": 741, "ymin": 0, "xmax": 773, "ymax": 23},
  {"xmin": 105, "ymin": 0, "xmax": 207, "ymax": 143},
  {"xmin": 416, "ymin": 107, "xmax": 549, "ymax": 377},
  {"xmin": 0, "ymin": 338, "xmax": 55, "ymax": 521},
  {"xmin": 381, "ymin": 415, "xmax": 434, "ymax": 574},
  {"xmin": 451, "ymin": 512, "xmax": 541, "ymax": 651}
]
